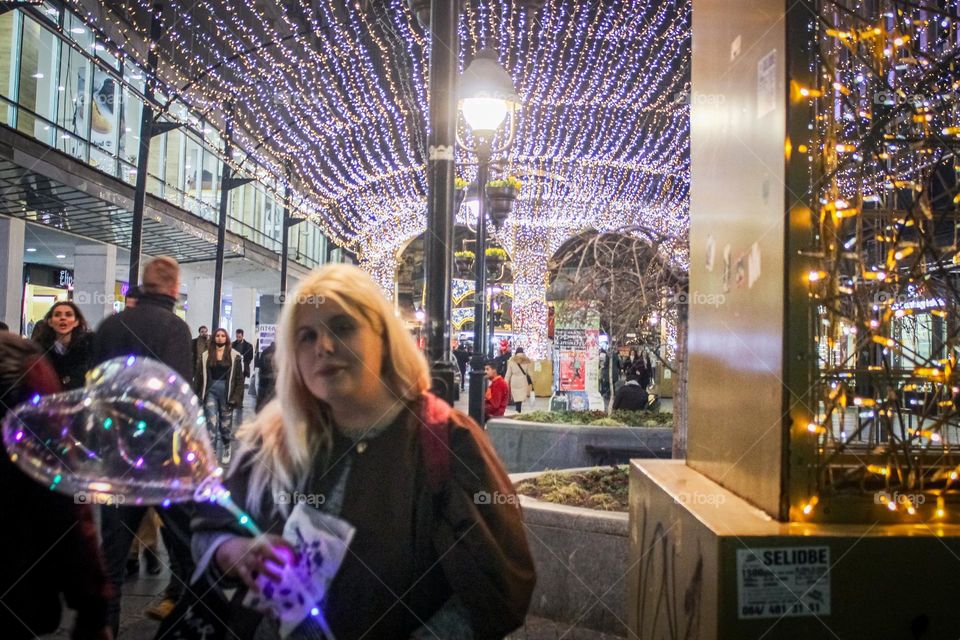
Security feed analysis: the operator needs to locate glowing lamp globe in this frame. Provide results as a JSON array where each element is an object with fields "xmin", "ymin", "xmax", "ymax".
[{"xmin": 459, "ymin": 49, "xmax": 520, "ymax": 137}]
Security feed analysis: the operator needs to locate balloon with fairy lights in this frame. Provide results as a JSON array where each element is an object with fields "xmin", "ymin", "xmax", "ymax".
[{"xmin": 0, "ymin": 356, "xmax": 260, "ymax": 535}]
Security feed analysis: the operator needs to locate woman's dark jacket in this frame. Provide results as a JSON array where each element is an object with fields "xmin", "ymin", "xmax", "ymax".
[
  {"xmin": 42, "ymin": 331, "xmax": 94, "ymax": 390},
  {"xmin": 192, "ymin": 393, "xmax": 536, "ymax": 639}
]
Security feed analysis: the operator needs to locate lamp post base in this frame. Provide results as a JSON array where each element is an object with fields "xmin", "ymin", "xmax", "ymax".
[{"xmin": 468, "ymin": 354, "xmax": 487, "ymax": 426}]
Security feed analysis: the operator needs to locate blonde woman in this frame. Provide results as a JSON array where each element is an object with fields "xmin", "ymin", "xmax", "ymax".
[{"xmin": 190, "ymin": 264, "xmax": 535, "ymax": 639}]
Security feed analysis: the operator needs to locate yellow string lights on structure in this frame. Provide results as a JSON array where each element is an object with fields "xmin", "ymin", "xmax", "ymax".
[{"xmin": 801, "ymin": 0, "xmax": 960, "ymax": 523}]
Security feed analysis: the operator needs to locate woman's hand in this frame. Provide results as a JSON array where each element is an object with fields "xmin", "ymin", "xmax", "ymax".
[{"xmin": 214, "ymin": 535, "xmax": 298, "ymax": 592}]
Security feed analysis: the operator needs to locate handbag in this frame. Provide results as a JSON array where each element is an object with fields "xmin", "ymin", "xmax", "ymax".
[{"xmin": 518, "ymin": 363, "xmax": 533, "ymax": 387}]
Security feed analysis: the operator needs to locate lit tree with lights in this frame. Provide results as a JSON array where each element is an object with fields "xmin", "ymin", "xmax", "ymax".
[{"xmin": 548, "ymin": 226, "xmax": 689, "ymax": 452}]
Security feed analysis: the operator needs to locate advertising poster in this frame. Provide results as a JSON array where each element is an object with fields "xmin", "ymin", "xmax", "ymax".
[
  {"xmin": 257, "ymin": 324, "xmax": 277, "ymax": 352},
  {"xmin": 558, "ymin": 350, "xmax": 586, "ymax": 390},
  {"xmin": 553, "ymin": 305, "xmax": 603, "ymax": 410},
  {"xmin": 90, "ymin": 68, "xmax": 118, "ymax": 152}
]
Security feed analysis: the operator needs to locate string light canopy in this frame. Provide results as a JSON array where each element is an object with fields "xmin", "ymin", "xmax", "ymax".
[{"xmin": 67, "ymin": 0, "xmax": 690, "ymax": 260}]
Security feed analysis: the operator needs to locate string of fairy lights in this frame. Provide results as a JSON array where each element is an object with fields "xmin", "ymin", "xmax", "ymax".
[
  {"xmin": 68, "ymin": 0, "xmax": 690, "ymax": 356},
  {"xmin": 801, "ymin": 0, "xmax": 960, "ymax": 522}
]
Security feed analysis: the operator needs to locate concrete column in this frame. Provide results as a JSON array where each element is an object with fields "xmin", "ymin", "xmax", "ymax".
[
  {"xmin": 0, "ymin": 217, "xmax": 24, "ymax": 332},
  {"xmin": 230, "ymin": 287, "xmax": 258, "ymax": 339},
  {"xmin": 185, "ymin": 277, "xmax": 215, "ymax": 335},
  {"xmin": 74, "ymin": 243, "xmax": 118, "ymax": 329}
]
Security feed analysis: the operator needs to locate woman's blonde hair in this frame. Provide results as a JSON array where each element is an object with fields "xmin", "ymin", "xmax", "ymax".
[{"xmin": 235, "ymin": 263, "xmax": 430, "ymax": 518}]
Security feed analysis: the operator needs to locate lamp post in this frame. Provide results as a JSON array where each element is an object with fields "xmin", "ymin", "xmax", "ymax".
[{"xmin": 458, "ymin": 48, "xmax": 520, "ymax": 425}]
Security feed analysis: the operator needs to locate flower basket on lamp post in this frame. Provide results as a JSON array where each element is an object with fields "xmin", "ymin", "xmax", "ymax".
[
  {"xmin": 486, "ymin": 176, "xmax": 521, "ymax": 228},
  {"xmin": 485, "ymin": 247, "xmax": 508, "ymax": 280},
  {"xmin": 454, "ymin": 251, "xmax": 475, "ymax": 279}
]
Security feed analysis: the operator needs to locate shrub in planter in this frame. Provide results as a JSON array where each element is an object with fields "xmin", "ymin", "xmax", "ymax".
[{"xmin": 516, "ymin": 466, "xmax": 629, "ymax": 511}]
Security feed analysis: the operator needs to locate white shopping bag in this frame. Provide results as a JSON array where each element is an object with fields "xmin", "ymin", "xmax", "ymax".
[{"xmin": 242, "ymin": 503, "xmax": 355, "ymax": 638}]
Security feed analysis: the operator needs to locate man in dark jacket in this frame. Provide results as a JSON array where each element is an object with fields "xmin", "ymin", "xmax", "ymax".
[
  {"xmin": 92, "ymin": 256, "xmax": 196, "ymax": 631},
  {"xmin": 232, "ymin": 328, "xmax": 254, "ymax": 377},
  {"xmin": 231, "ymin": 328, "xmax": 254, "ymax": 423},
  {"xmin": 255, "ymin": 340, "xmax": 277, "ymax": 411},
  {"xmin": 191, "ymin": 325, "xmax": 209, "ymax": 371},
  {"xmin": 612, "ymin": 378, "xmax": 649, "ymax": 411}
]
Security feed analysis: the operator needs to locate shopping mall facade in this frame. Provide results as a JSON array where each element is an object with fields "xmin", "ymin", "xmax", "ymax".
[{"xmin": 0, "ymin": 1, "xmax": 339, "ymax": 337}]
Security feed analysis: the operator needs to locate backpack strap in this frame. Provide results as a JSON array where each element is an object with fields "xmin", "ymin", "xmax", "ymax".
[{"xmin": 417, "ymin": 392, "xmax": 452, "ymax": 493}]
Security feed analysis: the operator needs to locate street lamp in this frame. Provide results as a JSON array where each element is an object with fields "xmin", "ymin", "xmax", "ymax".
[{"xmin": 458, "ymin": 48, "xmax": 520, "ymax": 425}]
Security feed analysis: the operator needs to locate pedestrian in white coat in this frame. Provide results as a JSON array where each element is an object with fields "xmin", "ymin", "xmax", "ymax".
[{"xmin": 504, "ymin": 347, "xmax": 534, "ymax": 412}]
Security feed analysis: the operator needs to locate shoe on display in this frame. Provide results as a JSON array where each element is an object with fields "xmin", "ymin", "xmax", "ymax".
[{"xmin": 145, "ymin": 597, "xmax": 176, "ymax": 621}]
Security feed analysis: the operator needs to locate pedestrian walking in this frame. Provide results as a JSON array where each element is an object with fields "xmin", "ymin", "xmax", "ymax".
[
  {"xmin": 33, "ymin": 300, "xmax": 93, "ymax": 390},
  {"xmin": 91, "ymin": 256, "xmax": 197, "ymax": 632},
  {"xmin": 196, "ymin": 327, "xmax": 244, "ymax": 464},
  {"xmin": 232, "ymin": 328, "xmax": 255, "ymax": 424},
  {"xmin": 255, "ymin": 340, "xmax": 277, "ymax": 412},
  {"xmin": 184, "ymin": 263, "xmax": 534, "ymax": 639},
  {"xmin": 504, "ymin": 347, "xmax": 534, "ymax": 412},
  {"xmin": 192, "ymin": 325, "xmax": 210, "ymax": 370}
]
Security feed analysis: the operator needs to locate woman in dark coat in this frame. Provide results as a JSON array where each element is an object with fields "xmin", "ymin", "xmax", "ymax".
[
  {"xmin": 33, "ymin": 300, "xmax": 94, "ymax": 390},
  {"xmin": 188, "ymin": 264, "xmax": 535, "ymax": 639}
]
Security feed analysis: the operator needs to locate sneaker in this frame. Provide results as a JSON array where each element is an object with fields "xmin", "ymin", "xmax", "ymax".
[
  {"xmin": 221, "ymin": 445, "xmax": 232, "ymax": 465},
  {"xmin": 144, "ymin": 546, "xmax": 162, "ymax": 575},
  {"xmin": 145, "ymin": 597, "xmax": 176, "ymax": 621}
]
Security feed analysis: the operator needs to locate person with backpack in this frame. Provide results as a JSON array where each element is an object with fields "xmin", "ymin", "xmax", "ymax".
[
  {"xmin": 504, "ymin": 347, "xmax": 534, "ymax": 412},
  {"xmin": 186, "ymin": 264, "xmax": 535, "ymax": 639}
]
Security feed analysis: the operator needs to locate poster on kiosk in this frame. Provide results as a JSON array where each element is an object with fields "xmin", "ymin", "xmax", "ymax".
[{"xmin": 553, "ymin": 306, "xmax": 603, "ymax": 410}]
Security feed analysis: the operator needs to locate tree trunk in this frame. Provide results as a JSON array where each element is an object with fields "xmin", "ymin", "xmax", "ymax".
[{"xmin": 672, "ymin": 303, "xmax": 688, "ymax": 458}]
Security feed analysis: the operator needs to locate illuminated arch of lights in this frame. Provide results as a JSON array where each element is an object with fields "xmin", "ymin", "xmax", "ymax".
[{"xmin": 72, "ymin": 0, "xmax": 691, "ymax": 356}]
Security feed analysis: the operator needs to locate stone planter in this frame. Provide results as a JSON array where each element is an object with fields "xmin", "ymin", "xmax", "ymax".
[
  {"xmin": 488, "ymin": 418, "xmax": 672, "ymax": 473},
  {"xmin": 512, "ymin": 470, "xmax": 629, "ymax": 636}
]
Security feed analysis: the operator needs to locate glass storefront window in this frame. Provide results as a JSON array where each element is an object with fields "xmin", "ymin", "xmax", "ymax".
[
  {"xmin": 18, "ymin": 16, "xmax": 59, "ymax": 144},
  {"xmin": 120, "ymin": 60, "xmax": 144, "ymax": 167},
  {"xmin": 200, "ymin": 147, "xmax": 219, "ymax": 210},
  {"xmin": 56, "ymin": 36, "xmax": 90, "ymax": 161},
  {"xmin": 0, "ymin": 11, "xmax": 20, "ymax": 126},
  {"xmin": 163, "ymin": 125, "xmax": 184, "ymax": 205}
]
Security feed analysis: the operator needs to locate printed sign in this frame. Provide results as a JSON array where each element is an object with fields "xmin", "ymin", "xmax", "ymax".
[
  {"xmin": 757, "ymin": 49, "xmax": 778, "ymax": 118},
  {"xmin": 737, "ymin": 546, "xmax": 831, "ymax": 619}
]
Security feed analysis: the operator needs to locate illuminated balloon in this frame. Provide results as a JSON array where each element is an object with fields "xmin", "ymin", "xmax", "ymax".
[{"xmin": 1, "ymin": 356, "xmax": 260, "ymax": 534}]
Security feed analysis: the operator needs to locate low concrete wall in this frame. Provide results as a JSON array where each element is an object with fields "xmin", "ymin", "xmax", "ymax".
[
  {"xmin": 489, "ymin": 419, "xmax": 672, "ymax": 473},
  {"xmin": 513, "ymin": 471, "xmax": 630, "ymax": 636}
]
